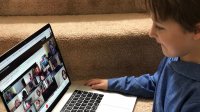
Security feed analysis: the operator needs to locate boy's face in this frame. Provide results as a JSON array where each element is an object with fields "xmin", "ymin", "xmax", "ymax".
[{"xmin": 149, "ymin": 17, "xmax": 196, "ymax": 58}]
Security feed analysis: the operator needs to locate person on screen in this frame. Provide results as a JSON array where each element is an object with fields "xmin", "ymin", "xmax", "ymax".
[
  {"xmin": 29, "ymin": 73, "xmax": 38, "ymax": 85},
  {"xmin": 33, "ymin": 65, "xmax": 45, "ymax": 81},
  {"xmin": 23, "ymin": 98, "xmax": 32, "ymax": 110},
  {"xmin": 34, "ymin": 99, "xmax": 41, "ymax": 110},
  {"xmin": 62, "ymin": 70, "xmax": 67, "ymax": 80},
  {"xmin": 40, "ymin": 54, "xmax": 49, "ymax": 69},
  {"xmin": 49, "ymin": 40, "xmax": 57, "ymax": 56},
  {"xmin": 36, "ymin": 89, "xmax": 41, "ymax": 97},
  {"xmin": 14, "ymin": 99, "xmax": 21, "ymax": 108},
  {"xmin": 22, "ymin": 90, "xmax": 28, "ymax": 101},
  {"xmin": 5, "ymin": 91, "xmax": 16, "ymax": 102}
]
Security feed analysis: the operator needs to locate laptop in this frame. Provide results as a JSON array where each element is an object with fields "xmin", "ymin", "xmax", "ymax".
[{"xmin": 0, "ymin": 24, "xmax": 137, "ymax": 112}]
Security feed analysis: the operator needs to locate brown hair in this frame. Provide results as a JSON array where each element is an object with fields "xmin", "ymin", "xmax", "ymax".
[{"xmin": 145, "ymin": 0, "xmax": 200, "ymax": 32}]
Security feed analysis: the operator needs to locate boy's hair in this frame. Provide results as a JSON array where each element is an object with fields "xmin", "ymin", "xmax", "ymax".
[{"xmin": 145, "ymin": 0, "xmax": 200, "ymax": 32}]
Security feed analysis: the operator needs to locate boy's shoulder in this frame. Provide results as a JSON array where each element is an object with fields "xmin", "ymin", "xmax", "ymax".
[
  {"xmin": 157, "ymin": 57, "xmax": 179, "ymax": 72},
  {"xmin": 167, "ymin": 57, "xmax": 200, "ymax": 82}
]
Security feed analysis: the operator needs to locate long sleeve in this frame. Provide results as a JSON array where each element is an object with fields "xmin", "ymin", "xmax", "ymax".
[
  {"xmin": 108, "ymin": 73, "xmax": 158, "ymax": 98},
  {"xmin": 108, "ymin": 57, "xmax": 169, "ymax": 98}
]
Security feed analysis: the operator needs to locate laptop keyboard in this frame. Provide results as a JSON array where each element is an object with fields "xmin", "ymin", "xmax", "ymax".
[{"xmin": 61, "ymin": 90, "xmax": 104, "ymax": 112}]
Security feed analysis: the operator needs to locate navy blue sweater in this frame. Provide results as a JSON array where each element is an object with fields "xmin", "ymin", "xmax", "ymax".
[{"xmin": 108, "ymin": 57, "xmax": 200, "ymax": 112}]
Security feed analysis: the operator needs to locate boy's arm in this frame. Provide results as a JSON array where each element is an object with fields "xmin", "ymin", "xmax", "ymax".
[
  {"xmin": 108, "ymin": 57, "xmax": 169, "ymax": 98},
  {"xmin": 108, "ymin": 73, "xmax": 158, "ymax": 98}
]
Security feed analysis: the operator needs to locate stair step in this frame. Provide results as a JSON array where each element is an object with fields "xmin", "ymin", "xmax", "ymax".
[
  {"xmin": 0, "ymin": 0, "xmax": 146, "ymax": 16},
  {"xmin": 0, "ymin": 13, "xmax": 163, "ymax": 80}
]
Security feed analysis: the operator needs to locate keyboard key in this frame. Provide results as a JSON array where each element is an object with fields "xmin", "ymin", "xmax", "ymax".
[
  {"xmin": 83, "ymin": 100, "xmax": 89, "ymax": 103},
  {"xmin": 73, "ymin": 97, "xmax": 78, "ymax": 101},
  {"xmin": 81, "ymin": 94, "xmax": 87, "ymax": 97},
  {"xmin": 74, "ymin": 90, "xmax": 79, "ymax": 93},
  {"xmin": 86, "ymin": 106, "xmax": 91, "ymax": 110},
  {"xmin": 79, "ymin": 106, "xmax": 85, "ymax": 110},
  {"xmin": 64, "ymin": 110, "xmax": 70, "ymax": 112},
  {"xmin": 96, "ymin": 100, "xmax": 101, "ymax": 103},
  {"xmin": 74, "ymin": 106, "xmax": 79, "ymax": 110},
  {"xmin": 83, "ymin": 91, "xmax": 88, "ymax": 94},
  {"xmin": 71, "ymin": 109, "xmax": 77, "ymax": 112},
  {"xmin": 75, "ymin": 103, "xmax": 81, "ymax": 106},
  {"xmin": 99, "ymin": 94, "xmax": 104, "ymax": 97},
  {"xmin": 67, "ymin": 106, "xmax": 72, "ymax": 110},
  {"xmin": 97, "ymin": 96, "xmax": 103, "ymax": 100},
  {"xmin": 79, "ymin": 97, "xmax": 85, "ymax": 100},
  {"xmin": 75, "ymin": 94, "xmax": 81, "ymax": 98},
  {"xmin": 81, "ymin": 103, "xmax": 87, "ymax": 106},
  {"xmin": 77, "ymin": 100, "xmax": 83, "ymax": 103},
  {"xmin": 76, "ymin": 90, "xmax": 83, "ymax": 95},
  {"xmin": 92, "ymin": 93, "xmax": 98, "ymax": 99},
  {"xmin": 69, "ymin": 103, "xmax": 74, "ymax": 106},
  {"xmin": 92, "ymin": 106, "xmax": 98, "ymax": 110},
  {"xmin": 84, "ymin": 109, "xmax": 90, "ymax": 112},
  {"xmin": 87, "ymin": 93, "xmax": 93, "ymax": 97},
  {"xmin": 71, "ymin": 100, "xmax": 76, "ymax": 103},
  {"xmin": 85, "ymin": 97, "xmax": 90, "ymax": 100},
  {"xmin": 88, "ymin": 103, "xmax": 93, "ymax": 106},
  {"xmin": 77, "ymin": 109, "xmax": 84, "ymax": 112},
  {"xmin": 94, "ymin": 102, "xmax": 99, "ymax": 106},
  {"xmin": 89, "ymin": 99, "xmax": 95, "ymax": 103}
]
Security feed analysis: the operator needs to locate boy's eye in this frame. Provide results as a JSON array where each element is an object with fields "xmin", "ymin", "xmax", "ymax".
[{"xmin": 155, "ymin": 25, "xmax": 164, "ymax": 30}]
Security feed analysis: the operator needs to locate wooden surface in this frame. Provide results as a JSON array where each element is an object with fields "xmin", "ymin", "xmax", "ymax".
[{"xmin": 0, "ymin": 98, "xmax": 6, "ymax": 112}]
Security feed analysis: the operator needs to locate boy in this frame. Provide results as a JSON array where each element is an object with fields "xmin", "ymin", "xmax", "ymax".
[{"xmin": 85, "ymin": 0, "xmax": 200, "ymax": 112}]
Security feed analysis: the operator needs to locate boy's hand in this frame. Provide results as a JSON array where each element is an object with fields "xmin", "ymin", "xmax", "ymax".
[{"xmin": 84, "ymin": 79, "xmax": 108, "ymax": 90}]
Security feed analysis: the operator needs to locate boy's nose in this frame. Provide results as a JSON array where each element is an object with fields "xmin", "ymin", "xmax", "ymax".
[{"xmin": 148, "ymin": 25, "xmax": 157, "ymax": 39}]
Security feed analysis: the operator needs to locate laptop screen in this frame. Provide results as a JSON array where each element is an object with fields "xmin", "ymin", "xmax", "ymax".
[{"xmin": 0, "ymin": 24, "xmax": 71, "ymax": 112}]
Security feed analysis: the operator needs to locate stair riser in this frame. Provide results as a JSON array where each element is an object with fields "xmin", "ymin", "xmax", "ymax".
[
  {"xmin": 0, "ymin": 36, "xmax": 163, "ymax": 81},
  {"xmin": 0, "ymin": 0, "xmax": 146, "ymax": 16}
]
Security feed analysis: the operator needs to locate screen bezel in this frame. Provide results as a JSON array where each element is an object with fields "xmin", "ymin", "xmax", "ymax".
[{"xmin": 0, "ymin": 24, "xmax": 71, "ymax": 112}]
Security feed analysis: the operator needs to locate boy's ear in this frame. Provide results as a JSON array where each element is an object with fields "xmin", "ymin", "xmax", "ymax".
[{"xmin": 194, "ymin": 23, "xmax": 200, "ymax": 40}]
